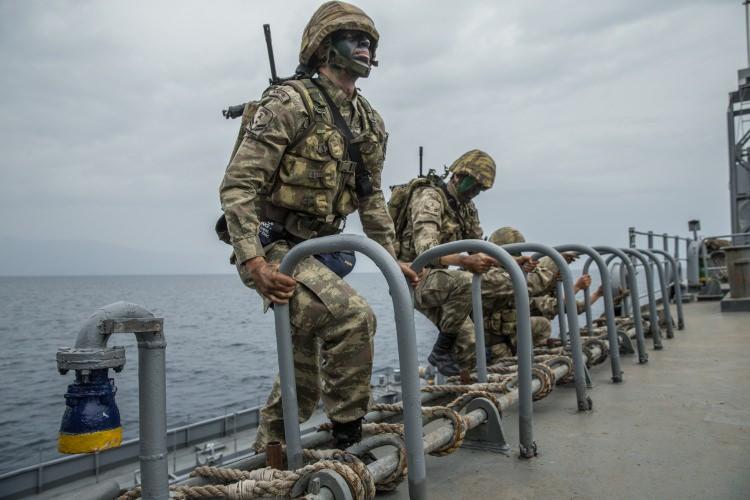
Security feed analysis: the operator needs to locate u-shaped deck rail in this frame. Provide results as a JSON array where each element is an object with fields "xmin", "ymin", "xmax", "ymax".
[
  {"xmin": 556, "ymin": 244, "xmax": 623, "ymax": 383},
  {"xmin": 638, "ymin": 248, "xmax": 675, "ymax": 339},
  {"xmin": 505, "ymin": 243, "xmax": 592, "ymax": 411},
  {"xmin": 274, "ymin": 234, "xmax": 427, "ymax": 499},
  {"xmin": 410, "ymin": 239, "xmax": 536, "ymax": 457},
  {"xmin": 651, "ymin": 249, "xmax": 685, "ymax": 330},
  {"xmin": 597, "ymin": 247, "xmax": 649, "ymax": 363},
  {"xmin": 621, "ymin": 248, "xmax": 663, "ymax": 349}
]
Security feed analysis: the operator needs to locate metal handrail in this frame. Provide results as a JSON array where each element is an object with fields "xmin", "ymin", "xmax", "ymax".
[
  {"xmin": 652, "ymin": 249, "xmax": 686, "ymax": 329},
  {"xmin": 411, "ymin": 239, "xmax": 537, "ymax": 457},
  {"xmin": 621, "ymin": 249, "xmax": 663, "ymax": 349},
  {"xmin": 274, "ymin": 234, "xmax": 426, "ymax": 499},
  {"xmin": 506, "ymin": 243, "xmax": 592, "ymax": 411},
  {"xmin": 558, "ymin": 244, "xmax": 623, "ymax": 383},
  {"xmin": 598, "ymin": 247, "xmax": 649, "ymax": 363},
  {"xmin": 638, "ymin": 248, "xmax": 675, "ymax": 339}
]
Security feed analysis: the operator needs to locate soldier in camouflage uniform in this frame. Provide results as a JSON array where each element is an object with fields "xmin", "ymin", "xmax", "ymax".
[
  {"xmin": 455, "ymin": 226, "xmax": 556, "ymax": 363},
  {"xmin": 219, "ymin": 1, "xmax": 417, "ymax": 451},
  {"xmin": 393, "ymin": 150, "xmax": 507, "ymax": 375},
  {"xmin": 486, "ymin": 228, "xmax": 602, "ymax": 352}
]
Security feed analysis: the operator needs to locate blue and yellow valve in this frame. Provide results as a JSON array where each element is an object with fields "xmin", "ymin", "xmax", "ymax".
[{"xmin": 58, "ymin": 369, "xmax": 122, "ymax": 454}]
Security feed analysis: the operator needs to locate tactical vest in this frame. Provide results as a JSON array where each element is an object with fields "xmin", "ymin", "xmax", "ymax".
[
  {"xmin": 388, "ymin": 178, "xmax": 475, "ymax": 262},
  {"xmin": 261, "ymin": 79, "xmax": 386, "ymax": 240}
]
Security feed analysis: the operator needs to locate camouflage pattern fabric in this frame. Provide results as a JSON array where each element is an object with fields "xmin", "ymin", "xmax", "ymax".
[
  {"xmin": 220, "ymin": 74, "xmax": 395, "ymax": 264},
  {"xmin": 238, "ymin": 242, "xmax": 376, "ymax": 451},
  {"xmin": 448, "ymin": 149, "xmax": 496, "ymax": 189},
  {"xmin": 299, "ymin": 1, "xmax": 379, "ymax": 68},
  {"xmin": 531, "ymin": 292, "xmax": 587, "ymax": 320},
  {"xmin": 395, "ymin": 171, "xmax": 485, "ymax": 370},
  {"xmin": 396, "ymin": 184, "xmax": 483, "ymax": 262},
  {"xmin": 484, "ymin": 317, "xmax": 552, "ymax": 365},
  {"xmin": 488, "ymin": 226, "xmax": 524, "ymax": 246},
  {"xmin": 413, "ymin": 269, "xmax": 476, "ymax": 369}
]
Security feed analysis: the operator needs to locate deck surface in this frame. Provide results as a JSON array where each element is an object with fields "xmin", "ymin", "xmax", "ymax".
[{"xmin": 390, "ymin": 301, "xmax": 750, "ymax": 499}]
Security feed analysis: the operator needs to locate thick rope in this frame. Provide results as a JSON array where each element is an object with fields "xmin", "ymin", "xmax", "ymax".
[
  {"xmin": 543, "ymin": 354, "xmax": 575, "ymax": 384},
  {"xmin": 531, "ymin": 364, "xmax": 555, "ymax": 401},
  {"xmin": 421, "ymin": 406, "xmax": 467, "ymax": 456},
  {"xmin": 420, "ymin": 382, "xmax": 511, "ymax": 395}
]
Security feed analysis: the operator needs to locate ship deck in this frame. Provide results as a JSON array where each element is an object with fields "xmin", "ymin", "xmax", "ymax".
[
  {"xmin": 22, "ymin": 301, "xmax": 750, "ymax": 500},
  {"xmin": 389, "ymin": 301, "xmax": 750, "ymax": 499}
]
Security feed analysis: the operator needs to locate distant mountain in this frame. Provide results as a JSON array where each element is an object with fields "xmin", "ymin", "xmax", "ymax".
[{"xmin": 0, "ymin": 238, "xmax": 233, "ymax": 276}]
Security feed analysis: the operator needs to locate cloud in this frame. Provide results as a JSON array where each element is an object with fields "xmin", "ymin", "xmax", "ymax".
[{"xmin": 0, "ymin": 0, "xmax": 744, "ymax": 274}]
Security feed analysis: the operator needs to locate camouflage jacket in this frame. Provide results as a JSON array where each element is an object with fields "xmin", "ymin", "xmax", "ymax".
[
  {"xmin": 482, "ymin": 265, "xmax": 557, "ymax": 333},
  {"xmin": 396, "ymin": 183, "xmax": 482, "ymax": 262},
  {"xmin": 220, "ymin": 75, "xmax": 395, "ymax": 264}
]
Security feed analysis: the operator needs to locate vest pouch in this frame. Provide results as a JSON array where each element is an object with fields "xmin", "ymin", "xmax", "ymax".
[{"xmin": 334, "ymin": 159, "xmax": 358, "ymax": 215}]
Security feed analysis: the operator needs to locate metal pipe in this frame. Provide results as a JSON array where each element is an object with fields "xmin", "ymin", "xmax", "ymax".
[
  {"xmin": 555, "ymin": 280, "xmax": 568, "ymax": 343},
  {"xmin": 471, "ymin": 275, "xmax": 488, "ymax": 383},
  {"xmin": 265, "ymin": 441, "xmax": 283, "ymax": 470},
  {"xmin": 638, "ymin": 248, "xmax": 675, "ymax": 339},
  {"xmin": 652, "ymin": 249, "xmax": 685, "ymax": 329},
  {"xmin": 598, "ymin": 247, "xmax": 648, "ymax": 363},
  {"xmin": 563, "ymin": 244, "xmax": 623, "ymax": 382},
  {"xmin": 135, "ymin": 328, "xmax": 169, "ymax": 500},
  {"xmin": 411, "ymin": 239, "xmax": 536, "ymax": 456},
  {"xmin": 62, "ymin": 302, "xmax": 169, "ymax": 500},
  {"xmin": 583, "ymin": 285, "xmax": 593, "ymax": 333},
  {"xmin": 73, "ymin": 302, "xmax": 154, "ymax": 349},
  {"xmin": 275, "ymin": 234, "xmax": 426, "ymax": 498},
  {"xmin": 622, "ymin": 249, "xmax": 663, "ymax": 349},
  {"xmin": 505, "ymin": 243, "xmax": 591, "ymax": 411}
]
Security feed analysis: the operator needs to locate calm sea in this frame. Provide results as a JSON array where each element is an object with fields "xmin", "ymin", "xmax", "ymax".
[{"xmin": 0, "ymin": 267, "xmax": 631, "ymax": 474}]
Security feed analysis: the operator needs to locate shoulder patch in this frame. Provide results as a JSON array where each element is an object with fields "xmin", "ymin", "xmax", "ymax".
[
  {"xmin": 267, "ymin": 87, "xmax": 291, "ymax": 103},
  {"xmin": 248, "ymin": 105, "xmax": 275, "ymax": 136}
]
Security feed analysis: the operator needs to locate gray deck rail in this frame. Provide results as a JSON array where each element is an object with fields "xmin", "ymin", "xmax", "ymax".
[
  {"xmin": 507, "ymin": 243, "xmax": 592, "ymax": 411},
  {"xmin": 273, "ymin": 234, "xmax": 427, "ymax": 499},
  {"xmin": 556, "ymin": 244, "xmax": 623, "ymax": 383},
  {"xmin": 411, "ymin": 239, "xmax": 537, "ymax": 457}
]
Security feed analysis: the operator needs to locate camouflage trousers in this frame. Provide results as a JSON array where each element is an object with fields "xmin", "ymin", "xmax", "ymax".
[
  {"xmin": 413, "ymin": 268, "xmax": 476, "ymax": 368},
  {"xmin": 237, "ymin": 241, "xmax": 376, "ymax": 451},
  {"xmin": 481, "ymin": 316, "xmax": 552, "ymax": 366}
]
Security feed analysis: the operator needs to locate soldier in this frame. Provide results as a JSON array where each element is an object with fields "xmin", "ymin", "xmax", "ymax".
[
  {"xmin": 478, "ymin": 226, "xmax": 558, "ymax": 362},
  {"xmin": 486, "ymin": 227, "xmax": 602, "ymax": 356},
  {"xmin": 219, "ymin": 1, "xmax": 417, "ymax": 451},
  {"xmin": 390, "ymin": 150, "xmax": 514, "ymax": 375}
]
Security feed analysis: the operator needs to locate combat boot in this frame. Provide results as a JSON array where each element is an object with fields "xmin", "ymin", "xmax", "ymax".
[
  {"xmin": 428, "ymin": 332, "xmax": 461, "ymax": 376},
  {"xmin": 331, "ymin": 417, "xmax": 363, "ymax": 449}
]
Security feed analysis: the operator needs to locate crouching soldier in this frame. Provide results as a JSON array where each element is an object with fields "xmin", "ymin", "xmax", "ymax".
[{"xmin": 388, "ymin": 150, "xmax": 497, "ymax": 375}]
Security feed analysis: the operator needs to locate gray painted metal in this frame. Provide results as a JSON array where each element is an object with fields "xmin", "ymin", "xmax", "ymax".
[
  {"xmin": 411, "ymin": 239, "xmax": 536, "ymax": 456},
  {"xmin": 0, "ymin": 408, "xmax": 261, "ymax": 499},
  {"xmin": 561, "ymin": 244, "xmax": 623, "ymax": 383},
  {"xmin": 471, "ymin": 274, "xmax": 488, "ymax": 383},
  {"xmin": 54, "ymin": 302, "xmax": 170, "ymax": 500},
  {"xmin": 555, "ymin": 280, "xmax": 568, "ymax": 343},
  {"xmin": 622, "ymin": 249, "xmax": 664, "ymax": 350},
  {"xmin": 505, "ymin": 243, "xmax": 592, "ymax": 411},
  {"xmin": 597, "ymin": 247, "xmax": 648, "ymax": 363},
  {"xmin": 638, "ymin": 248, "xmax": 675, "ymax": 339},
  {"xmin": 275, "ymin": 234, "xmax": 426, "ymax": 499},
  {"xmin": 652, "ymin": 249, "xmax": 686, "ymax": 330}
]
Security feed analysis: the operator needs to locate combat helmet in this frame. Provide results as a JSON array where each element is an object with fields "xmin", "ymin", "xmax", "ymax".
[
  {"xmin": 489, "ymin": 227, "xmax": 525, "ymax": 246},
  {"xmin": 448, "ymin": 150, "xmax": 496, "ymax": 189},
  {"xmin": 299, "ymin": 1, "xmax": 379, "ymax": 77}
]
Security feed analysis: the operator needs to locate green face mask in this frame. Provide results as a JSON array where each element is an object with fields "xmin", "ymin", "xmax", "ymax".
[
  {"xmin": 330, "ymin": 30, "xmax": 373, "ymax": 78},
  {"xmin": 456, "ymin": 175, "xmax": 483, "ymax": 200}
]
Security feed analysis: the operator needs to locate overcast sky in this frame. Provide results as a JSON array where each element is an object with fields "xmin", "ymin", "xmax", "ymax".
[{"xmin": 0, "ymin": 0, "xmax": 746, "ymax": 275}]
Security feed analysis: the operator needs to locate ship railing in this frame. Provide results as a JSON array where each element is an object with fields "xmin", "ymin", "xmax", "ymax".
[
  {"xmin": 271, "ymin": 234, "xmax": 427, "ymax": 499},
  {"xmin": 553, "ymin": 244, "xmax": 624, "ymax": 383},
  {"xmin": 411, "ymin": 239, "xmax": 538, "ymax": 456},
  {"xmin": 507, "ymin": 243, "xmax": 592, "ymax": 410}
]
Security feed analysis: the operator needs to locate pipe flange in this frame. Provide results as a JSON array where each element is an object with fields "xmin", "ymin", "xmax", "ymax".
[{"xmin": 57, "ymin": 346, "xmax": 126, "ymax": 374}]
